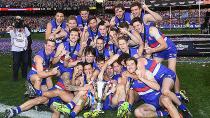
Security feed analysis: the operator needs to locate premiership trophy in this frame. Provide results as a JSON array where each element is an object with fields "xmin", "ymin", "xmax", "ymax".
[{"xmin": 96, "ymin": 81, "xmax": 106, "ymax": 111}]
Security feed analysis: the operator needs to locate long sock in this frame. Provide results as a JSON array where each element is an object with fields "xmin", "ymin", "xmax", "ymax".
[
  {"xmin": 12, "ymin": 106, "xmax": 21, "ymax": 114},
  {"xmin": 66, "ymin": 101, "xmax": 76, "ymax": 109},
  {"xmin": 16, "ymin": 106, "xmax": 21, "ymax": 114},
  {"xmin": 176, "ymin": 92, "xmax": 182, "ymax": 100},
  {"xmin": 35, "ymin": 89, "xmax": 42, "ymax": 96},
  {"xmin": 70, "ymin": 111, "xmax": 76, "ymax": 118},
  {"xmin": 157, "ymin": 110, "xmax": 169, "ymax": 117},
  {"xmin": 178, "ymin": 104, "xmax": 187, "ymax": 111}
]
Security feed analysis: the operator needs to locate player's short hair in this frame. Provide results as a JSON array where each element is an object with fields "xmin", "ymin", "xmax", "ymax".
[
  {"xmin": 96, "ymin": 55, "xmax": 105, "ymax": 63},
  {"xmin": 131, "ymin": 17, "xmax": 143, "ymax": 26},
  {"xmin": 110, "ymin": 27, "xmax": 119, "ymax": 33},
  {"xmin": 98, "ymin": 20, "xmax": 106, "ymax": 27},
  {"xmin": 70, "ymin": 28, "xmax": 80, "ymax": 33},
  {"xmin": 118, "ymin": 22, "xmax": 129, "ymax": 29},
  {"xmin": 118, "ymin": 35, "xmax": 129, "ymax": 42},
  {"xmin": 131, "ymin": 2, "xmax": 142, "ymax": 9},
  {"xmin": 114, "ymin": 4, "xmax": 125, "ymax": 11},
  {"xmin": 83, "ymin": 62, "xmax": 93, "ymax": 68},
  {"xmin": 97, "ymin": 36, "xmax": 104, "ymax": 42},
  {"xmin": 67, "ymin": 15, "xmax": 77, "ymax": 22},
  {"xmin": 118, "ymin": 53, "xmax": 131, "ymax": 64},
  {"xmin": 76, "ymin": 62, "xmax": 84, "ymax": 67},
  {"xmin": 125, "ymin": 57, "xmax": 137, "ymax": 65},
  {"xmin": 45, "ymin": 39, "xmax": 56, "ymax": 45},
  {"xmin": 111, "ymin": 59, "xmax": 122, "ymax": 67},
  {"xmin": 84, "ymin": 46, "xmax": 96, "ymax": 56},
  {"xmin": 79, "ymin": 5, "xmax": 89, "ymax": 13},
  {"xmin": 87, "ymin": 16, "xmax": 97, "ymax": 25}
]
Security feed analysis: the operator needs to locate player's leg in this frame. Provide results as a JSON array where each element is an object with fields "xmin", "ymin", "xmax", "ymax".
[
  {"xmin": 4, "ymin": 97, "xmax": 48, "ymax": 118},
  {"xmin": 134, "ymin": 104, "xmax": 158, "ymax": 118},
  {"xmin": 43, "ymin": 89, "xmax": 74, "ymax": 103},
  {"xmin": 168, "ymin": 58, "xmax": 189, "ymax": 103},
  {"xmin": 159, "ymin": 95, "xmax": 181, "ymax": 118}
]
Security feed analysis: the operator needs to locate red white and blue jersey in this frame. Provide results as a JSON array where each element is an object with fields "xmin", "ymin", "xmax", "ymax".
[
  {"xmin": 144, "ymin": 58, "xmax": 176, "ymax": 85},
  {"xmin": 31, "ymin": 49, "xmax": 55, "ymax": 72},
  {"xmin": 95, "ymin": 48, "xmax": 112, "ymax": 60},
  {"xmin": 76, "ymin": 15, "xmax": 88, "ymax": 30},
  {"xmin": 87, "ymin": 27, "xmax": 99, "ymax": 46},
  {"xmin": 131, "ymin": 79, "xmax": 162, "ymax": 109},
  {"xmin": 60, "ymin": 41, "xmax": 80, "ymax": 63},
  {"xmin": 115, "ymin": 12, "xmax": 132, "ymax": 27},
  {"xmin": 27, "ymin": 49, "xmax": 54, "ymax": 82},
  {"xmin": 117, "ymin": 47, "xmax": 138, "ymax": 58},
  {"xmin": 107, "ymin": 43, "xmax": 119, "ymax": 54},
  {"xmin": 144, "ymin": 24, "xmax": 176, "ymax": 49},
  {"xmin": 50, "ymin": 19, "xmax": 67, "ymax": 45},
  {"xmin": 97, "ymin": 33, "xmax": 110, "ymax": 47}
]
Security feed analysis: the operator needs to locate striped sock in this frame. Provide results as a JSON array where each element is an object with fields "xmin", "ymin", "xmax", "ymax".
[
  {"xmin": 35, "ymin": 89, "xmax": 42, "ymax": 96},
  {"xmin": 67, "ymin": 101, "xmax": 76, "ymax": 109},
  {"xmin": 178, "ymin": 104, "xmax": 187, "ymax": 111}
]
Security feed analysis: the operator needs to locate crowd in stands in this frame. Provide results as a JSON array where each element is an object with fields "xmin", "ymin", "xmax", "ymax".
[
  {"xmin": 0, "ymin": 16, "xmax": 53, "ymax": 32},
  {"xmin": 156, "ymin": 9, "xmax": 207, "ymax": 28},
  {"xmin": 0, "ymin": 0, "xmax": 96, "ymax": 9},
  {"xmin": 103, "ymin": 0, "xmax": 136, "ymax": 9},
  {"xmin": 0, "ymin": 8, "xmax": 208, "ymax": 32}
]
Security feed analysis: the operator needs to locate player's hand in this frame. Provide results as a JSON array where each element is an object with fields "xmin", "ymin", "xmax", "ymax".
[
  {"xmin": 110, "ymin": 30, "xmax": 118, "ymax": 40},
  {"xmin": 119, "ymin": 28, "xmax": 128, "ymax": 34},
  {"xmin": 142, "ymin": 3, "xmax": 149, "ymax": 11},
  {"xmin": 73, "ymin": 66, "xmax": 80, "ymax": 77},
  {"xmin": 64, "ymin": 52, "xmax": 70, "ymax": 60},
  {"xmin": 56, "ymin": 25, "xmax": 62, "ymax": 32},
  {"xmin": 135, "ymin": 69, "xmax": 144, "ymax": 80},
  {"xmin": 84, "ymin": 84, "xmax": 93, "ymax": 91},
  {"xmin": 51, "ymin": 66, "xmax": 59, "ymax": 75},
  {"xmin": 81, "ymin": 41, "xmax": 87, "ymax": 48},
  {"xmin": 98, "ymin": 72, "xmax": 103, "ymax": 81},
  {"xmin": 145, "ymin": 47, "xmax": 154, "ymax": 54},
  {"xmin": 83, "ymin": 26, "xmax": 88, "ymax": 32},
  {"xmin": 60, "ymin": 50, "xmax": 67, "ymax": 57},
  {"xmin": 49, "ymin": 34, "xmax": 55, "ymax": 40}
]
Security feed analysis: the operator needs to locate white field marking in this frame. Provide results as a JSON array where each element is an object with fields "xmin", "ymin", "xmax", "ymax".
[
  {"xmin": 0, "ymin": 103, "xmax": 64, "ymax": 118},
  {"xmin": 198, "ymin": 109, "xmax": 208, "ymax": 118}
]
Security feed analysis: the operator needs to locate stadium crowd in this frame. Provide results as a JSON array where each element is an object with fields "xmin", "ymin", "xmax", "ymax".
[
  {"xmin": 3, "ymin": 2, "xmax": 194, "ymax": 118},
  {"xmin": 0, "ymin": 9, "xmax": 207, "ymax": 33},
  {"xmin": 0, "ymin": 0, "xmax": 96, "ymax": 9}
]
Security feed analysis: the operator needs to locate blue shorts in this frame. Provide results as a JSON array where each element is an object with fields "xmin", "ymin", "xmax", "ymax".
[
  {"xmin": 103, "ymin": 94, "xmax": 117, "ymax": 110},
  {"xmin": 142, "ymin": 92, "xmax": 162, "ymax": 110},
  {"xmin": 153, "ymin": 47, "xmax": 177, "ymax": 60},
  {"xmin": 156, "ymin": 70, "xmax": 176, "ymax": 86},
  {"xmin": 27, "ymin": 70, "xmax": 47, "ymax": 85},
  {"xmin": 153, "ymin": 38, "xmax": 177, "ymax": 60},
  {"xmin": 57, "ymin": 64, "xmax": 73, "ymax": 75}
]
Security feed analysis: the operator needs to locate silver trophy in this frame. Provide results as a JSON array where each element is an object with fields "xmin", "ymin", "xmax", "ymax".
[{"xmin": 96, "ymin": 80, "xmax": 106, "ymax": 111}]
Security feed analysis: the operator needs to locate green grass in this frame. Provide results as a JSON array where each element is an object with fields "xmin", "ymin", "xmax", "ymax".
[
  {"xmin": 0, "ymin": 54, "xmax": 210, "ymax": 117},
  {"xmin": 161, "ymin": 28, "xmax": 201, "ymax": 34}
]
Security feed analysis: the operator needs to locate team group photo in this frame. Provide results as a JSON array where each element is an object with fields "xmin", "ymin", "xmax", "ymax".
[{"xmin": 0, "ymin": 0, "xmax": 210, "ymax": 118}]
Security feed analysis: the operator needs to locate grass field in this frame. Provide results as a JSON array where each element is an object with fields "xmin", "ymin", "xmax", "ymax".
[{"xmin": 0, "ymin": 54, "xmax": 210, "ymax": 118}]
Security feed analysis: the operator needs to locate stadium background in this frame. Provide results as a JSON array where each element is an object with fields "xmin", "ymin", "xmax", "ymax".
[{"xmin": 0, "ymin": 0, "xmax": 210, "ymax": 118}]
